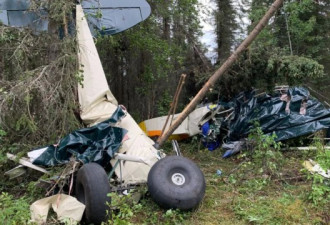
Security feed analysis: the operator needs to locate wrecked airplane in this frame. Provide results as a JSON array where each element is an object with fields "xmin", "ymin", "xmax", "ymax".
[
  {"xmin": 141, "ymin": 86, "xmax": 330, "ymax": 158},
  {"xmin": 3, "ymin": 1, "xmax": 205, "ymax": 224}
]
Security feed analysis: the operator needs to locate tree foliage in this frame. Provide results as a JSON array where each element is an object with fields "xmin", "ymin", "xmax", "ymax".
[
  {"xmin": 0, "ymin": 0, "xmax": 329, "ymax": 147},
  {"xmin": 96, "ymin": 0, "xmax": 209, "ymax": 120},
  {"xmin": 214, "ymin": 0, "xmax": 238, "ymax": 64},
  {"xmin": 0, "ymin": 1, "xmax": 80, "ymax": 147},
  {"xmin": 209, "ymin": 0, "xmax": 329, "ymax": 100}
]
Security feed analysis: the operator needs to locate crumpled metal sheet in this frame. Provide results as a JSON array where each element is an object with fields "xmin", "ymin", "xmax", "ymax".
[
  {"xmin": 76, "ymin": 3, "xmax": 160, "ymax": 185},
  {"xmin": 31, "ymin": 106, "xmax": 127, "ymax": 166}
]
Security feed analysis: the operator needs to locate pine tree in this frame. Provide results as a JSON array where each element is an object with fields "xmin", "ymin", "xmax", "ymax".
[
  {"xmin": 97, "ymin": 0, "xmax": 208, "ymax": 120},
  {"xmin": 214, "ymin": 0, "xmax": 238, "ymax": 64}
]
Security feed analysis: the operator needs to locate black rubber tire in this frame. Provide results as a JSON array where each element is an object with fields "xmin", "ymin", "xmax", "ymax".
[
  {"xmin": 75, "ymin": 163, "xmax": 111, "ymax": 225},
  {"xmin": 147, "ymin": 156, "xmax": 205, "ymax": 210}
]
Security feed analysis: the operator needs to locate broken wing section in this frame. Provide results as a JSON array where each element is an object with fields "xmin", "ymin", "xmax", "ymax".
[
  {"xmin": 76, "ymin": 5, "xmax": 159, "ymax": 184},
  {"xmin": 0, "ymin": 0, "xmax": 48, "ymax": 31},
  {"xmin": 81, "ymin": 0, "xmax": 151, "ymax": 36},
  {"xmin": 139, "ymin": 106, "xmax": 211, "ymax": 140},
  {"xmin": 77, "ymin": 4, "xmax": 118, "ymax": 125}
]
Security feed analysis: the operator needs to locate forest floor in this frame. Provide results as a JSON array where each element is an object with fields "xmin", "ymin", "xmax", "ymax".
[
  {"xmin": 125, "ymin": 142, "xmax": 329, "ymax": 225},
  {"xmin": 1, "ymin": 141, "xmax": 329, "ymax": 225}
]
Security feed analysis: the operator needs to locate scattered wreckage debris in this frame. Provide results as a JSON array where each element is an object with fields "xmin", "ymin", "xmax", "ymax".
[
  {"xmin": 28, "ymin": 106, "xmax": 127, "ymax": 167},
  {"xmin": 303, "ymin": 159, "xmax": 330, "ymax": 179},
  {"xmin": 2, "ymin": 0, "xmax": 289, "ymax": 224},
  {"xmin": 139, "ymin": 105, "xmax": 210, "ymax": 140},
  {"xmin": 30, "ymin": 194, "xmax": 85, "ymax": 224},
  {"xmin": 3, "ymin": 2, "xmax": 205, "ymax": 224},
  {"xmin": 6, "ymin": 153, "xmax": 49, "ymax": 174},
  {"xmin": 201, "ymin": 86, "xmax": 330, "ymax": 157},
  {"xmin": 283, "ymin": 146, "xmax": 330, "ymax": 151},
  {"xmin": 141, "ymin": 86, "xmax": 330, "ymax": 158}
]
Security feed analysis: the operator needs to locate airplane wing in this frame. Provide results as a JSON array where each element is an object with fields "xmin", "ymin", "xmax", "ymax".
[
  {"xmin": 0, "ymin": 0, "xmax": 151, "ymax": 35},
  {"xmin": 81, "ymin": 0, "xmax": 151, "ymax": 35},
  {"xmin": 0, "ymin": 0, "xmax": 48, "ymax": 31}
]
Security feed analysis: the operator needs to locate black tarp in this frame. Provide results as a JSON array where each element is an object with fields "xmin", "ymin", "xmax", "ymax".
[
  {"xmin": 201, "ymin": 87, "xmax": 330, "ymax": 154},
  {"xmin": 32, "ymin": 106, "xmax": 127, "ymax": 166},
  {"xmin": 227, "ymin": 87, "xmax": 330, "ymax": 141}
]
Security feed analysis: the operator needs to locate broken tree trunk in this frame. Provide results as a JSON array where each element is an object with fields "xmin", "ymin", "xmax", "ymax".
[{"xmin": 156, "ymin": 0, "xmax": 285, "ymax": 147}]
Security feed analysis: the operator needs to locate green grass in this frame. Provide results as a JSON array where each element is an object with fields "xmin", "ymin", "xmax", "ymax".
[
  {"xmin": 123, "ymin": 142, "xmax": 328, "ymax": 225},
  {"xmin": 0, "ymin": 192, "xmax": 31, "ymax": 225},
  {"xmin": 103, "ymin": 142, "xmax": 328, "ymax": 225}
]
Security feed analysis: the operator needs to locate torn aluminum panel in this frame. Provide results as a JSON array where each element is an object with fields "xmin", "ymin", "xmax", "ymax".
[
  {"xmin": 303, "ymin": 159, "xmax": 330, "ymax": 179},
  {"xmin": 7, "ymin": 153, "xmax": 49, "ymax": 174},
  {"xmin": 4, "ymin": 165, "xmax": 27, "ymax": 180}
]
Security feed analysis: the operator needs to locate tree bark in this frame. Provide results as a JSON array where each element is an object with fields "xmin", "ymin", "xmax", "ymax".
[{"xmin": 156, "ymin": 0, "xmax": 285, "ymax": 147}]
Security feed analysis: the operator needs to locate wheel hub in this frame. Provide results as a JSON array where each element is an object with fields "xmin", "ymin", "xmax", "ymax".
[{"xmin": 171, "ymin": 173, "xmax": 185, "ymax": 185}]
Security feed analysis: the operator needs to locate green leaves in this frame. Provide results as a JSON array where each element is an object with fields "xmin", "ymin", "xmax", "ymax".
[
  {"xmin": 223, "ymin": 0, "xmax": 329, "ymax": 97},
  {"xmin": 247, "ymin": 123, "xmax": 284, "ymax": 178},
  {"xmin": 95, "ymin": 0, "xmax": 204, "ymax": 119},
  {"xmin": 305, "ymin": 142, "xmax": 330, "ymax": 205},
  {"xmin": 0, "ymin": 192, "xmax": 30, "ymax": 225},
  {"xmin": 266, "ymin": 55, "xmax": 324, "ymax": 85},
  {"xmin": 0, "ymin": 127, "xmax": 6, "ymax": 140},
  {"xmin": 0, "ymin": 4, "xmax": 81, "ymax": 146}
]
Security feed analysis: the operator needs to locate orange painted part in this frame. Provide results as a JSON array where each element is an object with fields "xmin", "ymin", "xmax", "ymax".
[
  {"xmin": 147, "ymin": 130, "xmax": 189, "ymax": 140},
  {"xmin": 139, "ymin": 122, "xmax": 190, "ymax": 140},
  {"xmin": 147, "ymin": 130, "xmax": 162, "ymax": 137}
]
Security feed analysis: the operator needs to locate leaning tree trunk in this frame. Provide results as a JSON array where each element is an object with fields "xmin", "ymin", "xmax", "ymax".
[{"xmin": 156, "ymin": 0, "xmax": 285, "ymax": 147}]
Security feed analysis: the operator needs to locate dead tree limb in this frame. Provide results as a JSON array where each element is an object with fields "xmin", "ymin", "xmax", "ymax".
[
  {"xmin": 160, "ymin": 74, "xmax": 186, "ymax": 136},
  {"xmin": 170, "ymin": 74, "xmax": 186, "ymax": 126},
  {"xmin": 156, "ymin": 0, "xmax": 285, "ymax": 147}
]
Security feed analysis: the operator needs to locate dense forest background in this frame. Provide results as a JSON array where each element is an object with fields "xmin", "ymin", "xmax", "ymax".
[
  {"xmin": 97, "ymin": 0, "xmax": 329, "ymax": 121},
  {"xmin": 0, "ymin": 0, "xmax": 329, "ymax": 148}
]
